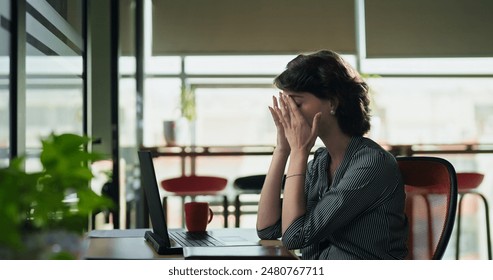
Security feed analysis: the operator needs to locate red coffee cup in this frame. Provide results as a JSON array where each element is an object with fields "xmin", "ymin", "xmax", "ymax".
[{"xmin": 184, "ymin": 202, "xmax": 213, "ymax": 232}]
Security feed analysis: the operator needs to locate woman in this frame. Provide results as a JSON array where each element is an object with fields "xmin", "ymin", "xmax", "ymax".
[{"xmin": 256, "ymin": 50, "xmax": 408, "ymax": 259}]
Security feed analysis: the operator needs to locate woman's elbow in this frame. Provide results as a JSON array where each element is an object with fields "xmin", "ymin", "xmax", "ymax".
[
  {"xmin": 281, "ymin": 233, "xmax": 301, "ymax": 250},
  {"xmin": 257, "ymin": 227, "xmax": 281, "ymax": 240}
]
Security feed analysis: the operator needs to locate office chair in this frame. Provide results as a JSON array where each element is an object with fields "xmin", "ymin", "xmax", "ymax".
[
  {"xmin": 455, "ymin": 172, "xmax": 491, "ymax": 259},
  {"xmin": 232, "ymin": 174, "xmax": 266, "ymax": 227},
  {"xmin": 160, "ymin": 175, "xmax": 229, "ymax": 227},
  {"xmin": 397, "ymin": 156, "xmax": 458, "ymax": 260}
]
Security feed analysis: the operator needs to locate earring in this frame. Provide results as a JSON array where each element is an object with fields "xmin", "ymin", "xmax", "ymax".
[{"xmin": 330, "ymin": 109, "xmax": 335, "ymax": 115}]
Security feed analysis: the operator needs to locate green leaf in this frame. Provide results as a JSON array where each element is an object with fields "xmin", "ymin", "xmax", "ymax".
[{"xmin": 0, "ymin": 132, "xmax": 112, "ymax": 255}]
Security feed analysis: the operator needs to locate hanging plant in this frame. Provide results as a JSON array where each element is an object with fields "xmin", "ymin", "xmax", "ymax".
[{"xmin": 180, "ymin": 84, "xmax": 196, "ymax": 121}]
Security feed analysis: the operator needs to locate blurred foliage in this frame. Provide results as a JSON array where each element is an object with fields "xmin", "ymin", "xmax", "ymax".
[{"xmin": 0, "ymin": 133, "xmax": 114, "ymax": 259}]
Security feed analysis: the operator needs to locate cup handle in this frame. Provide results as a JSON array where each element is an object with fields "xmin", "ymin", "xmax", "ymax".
[{"xmin": 207, "ymin": 208, "xmax": 214, "ymax": 224}]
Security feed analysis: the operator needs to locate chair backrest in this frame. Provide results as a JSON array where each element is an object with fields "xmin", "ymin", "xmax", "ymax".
[
  {"xmin": 160, "ymin": 175, "xmax": 227, "ymax": 193},
  {"xmin": 397, "ymin": 156, "xmax": 458, "ymax": 260},
  {"xmin": 233, "ymin": 174, "xmax": 266, "ymax": 191}
]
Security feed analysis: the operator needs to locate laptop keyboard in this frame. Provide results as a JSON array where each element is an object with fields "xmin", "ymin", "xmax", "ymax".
[{"xmin": 170, "ymin": 231, "xmax": 225, "ymax": 247}]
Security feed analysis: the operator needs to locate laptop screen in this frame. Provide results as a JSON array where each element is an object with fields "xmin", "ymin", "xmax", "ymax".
[{"xmin": 138, "ymin": 150, "xmax": 171, "ymax": 246}]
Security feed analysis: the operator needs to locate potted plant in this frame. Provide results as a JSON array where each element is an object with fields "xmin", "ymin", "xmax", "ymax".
[
  {"xmin": 180, "ymin": 84, "xmax": 196, "ymax": 122},
  {"xmin": 163, "ymin": 84, "xmax": 197, "ymax": 146},
  {"xmin": 179, "ymin": 84, "xmax": 198, "ymax": 146},
  {"xmin": 0, "ymin": 133, "xmax": 114, "ymax": 259}
]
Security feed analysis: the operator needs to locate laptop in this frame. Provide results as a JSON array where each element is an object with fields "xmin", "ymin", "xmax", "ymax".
[
  {"xmin": 138, "ymin": 150, "xmax": 260, "ymax": 255},
  {"xmin": 183, "ymin": 245, "xmax": 298, "ymax": 260}
]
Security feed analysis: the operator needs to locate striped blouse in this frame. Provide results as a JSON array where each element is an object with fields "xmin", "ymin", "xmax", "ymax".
[{"xmin": 257, "ymin": 137, "xmax": 408, "ymax": 260}]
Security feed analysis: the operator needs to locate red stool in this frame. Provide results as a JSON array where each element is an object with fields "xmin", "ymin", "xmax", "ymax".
[
  {"xmin": 160, "ymin": 175, "xmax": 229, "ymax": 228},
  {"xmin": 455, "ymin": 172, "xmax": 491, "ymax": 259}
]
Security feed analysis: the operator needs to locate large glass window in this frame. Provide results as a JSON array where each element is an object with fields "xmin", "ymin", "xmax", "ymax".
[
  {"xmin": 0, "ymin": 0, "xmax": 10, "ymax": 167},
  {"xmin": 366, "ymin": 77, "xmax": 493, "ymax": 144},
  {"xmin": 25, "ymin": 0, "xmax": 84, "ymax": 171},
  {"xmin": 362, "ymin": 57, "xmax": 493, "ymax": 259},
  {"xmin": 194, "ymin": 87, "xmax": 276, "ymax": 146},
  {"xmin": 138, "ymin": 53, "xmax": 493, "ymax": 255},
  {"xmin": 143, "ymin": 77, "xmax": 181, "ymax": 146},
  {"xmin": 141, "ymin": 55, "xmax": 355, "ymax": 221}
]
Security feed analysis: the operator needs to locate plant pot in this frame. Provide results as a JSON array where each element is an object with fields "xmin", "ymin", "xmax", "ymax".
[{"xmin": 163, "ymin": 120, "xmax": 177, "ymax": 146}]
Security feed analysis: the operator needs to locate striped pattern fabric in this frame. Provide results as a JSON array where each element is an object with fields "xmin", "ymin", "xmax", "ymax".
[{"xmin": 258, "ymin": 137, "xmax": 409, "ymax": 260}]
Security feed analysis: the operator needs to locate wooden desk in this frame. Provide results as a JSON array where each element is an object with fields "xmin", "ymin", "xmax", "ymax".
[
  {"xmin": 83, "ymin": 228, "xmax": 292, "ymax": 260},
  {"xmin": 84, "ymin": 236, "xmax": 179, "ymax": 259}
]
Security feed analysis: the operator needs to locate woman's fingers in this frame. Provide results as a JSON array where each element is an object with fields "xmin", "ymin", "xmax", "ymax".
[
  {"xmin": 271, "ymin": 95, "xmax": 286, "ymax": 127},
  {"xmin": 272, "ymin": 95, "xmax": 280, "ymax": 110},
  {"xmin": 268, "ymin": 106, "xmax": 281, "ymax": 126},
  {"xmin": 279, "ymin": 94, "xmax": 291, "ymax": 126},
  {"xmin": 268, "ymin": 106, "xmax": 276, "ymax": 121},
  {"xmin": 283, "ymin": 94, "xmax": 303, "ymax": 123}
]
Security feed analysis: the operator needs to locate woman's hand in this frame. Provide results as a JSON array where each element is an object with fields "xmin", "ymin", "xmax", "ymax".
[
  {"xmin": 269, "ymin": 95, "xmax": 290, "ymax": 153},
  {"xmin": 278, "ymin": 93, "xmax": 321, "ymax": 154}
]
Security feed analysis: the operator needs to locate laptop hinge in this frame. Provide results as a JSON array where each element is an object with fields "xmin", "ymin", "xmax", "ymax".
[{"xmin": 145, "ymin": 231, "xmax": 183, "ymax": 255}]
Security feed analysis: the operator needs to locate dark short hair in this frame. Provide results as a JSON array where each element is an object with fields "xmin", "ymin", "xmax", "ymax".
[{"xmin": 274, "ymin": 50, "xmax": 371, "ymax": 137}]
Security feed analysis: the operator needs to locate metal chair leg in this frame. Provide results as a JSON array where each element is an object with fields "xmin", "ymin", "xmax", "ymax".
[
  {"xmin": 455, "ymin": 194, "xmax": 464, "ymax": 260},
  {"xmin": 235, "ymin": 195, "xmax": 241, "ymax": 228},
  {"xmin": 476, "ymin": 192, "xmax": 492, "ymax": 260},
  {"xmin": 456, "ymin": 192, "xmax": 492, "ymax": 260},
  {"xmin": 222, "ymin": 195, "xmax": 229, "ymax": 228}
]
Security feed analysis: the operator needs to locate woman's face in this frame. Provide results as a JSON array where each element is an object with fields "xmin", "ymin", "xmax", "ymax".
[{"xmin": 284, "ymin": 91, "xmax": 333, "ymax": 127}]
